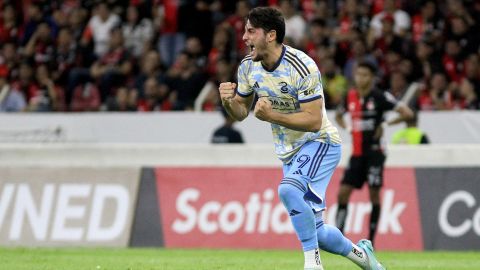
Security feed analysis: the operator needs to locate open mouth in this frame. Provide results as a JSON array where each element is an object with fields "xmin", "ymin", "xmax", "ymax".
[{"xmin": 249, "ymin": 44, "xmax": 255, "ymax": 55}]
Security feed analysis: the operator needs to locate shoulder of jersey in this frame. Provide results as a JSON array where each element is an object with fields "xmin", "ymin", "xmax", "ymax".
[
  {"xmin": 240, "ymin": 55, "xmax": 252, "ymax": 65},
  {"xmin": 284, "ymin": 46, "xmax": 316, "ymax": 79}
]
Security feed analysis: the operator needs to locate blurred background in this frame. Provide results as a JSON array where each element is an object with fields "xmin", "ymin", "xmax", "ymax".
[{"xmin": 0, "ymin": 0, "xmax": 479, "ymax": 113}]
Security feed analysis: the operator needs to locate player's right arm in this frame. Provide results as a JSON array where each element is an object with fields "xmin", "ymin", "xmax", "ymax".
[
  {"xmin": 219, "ymin": 82, "xmax": 254, "ymax": 121},
  {"xmin": 219, "ymin": 59, "xmax": 255, "ymax": 121}
]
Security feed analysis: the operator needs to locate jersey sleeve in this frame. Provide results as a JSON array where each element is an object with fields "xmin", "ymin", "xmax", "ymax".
[
  {"xmin": 297, "ymin": 72, "xmax": 323, "ymax": 103},
  {"xmin": 236, "ymin": 61, "xmax": 253, "ymax": 97},
  {"xmin": 380, "ymin": 91, "xmax": 398, "ymax": 111}
]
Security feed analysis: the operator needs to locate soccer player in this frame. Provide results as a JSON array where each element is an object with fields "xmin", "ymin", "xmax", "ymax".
[
  {"xmin": 219, "ymin": 7, "xmax": 386, "ymax": 270},
  {"xmin": 335, "ymin": 62, "xmax": 413, "ymax": 246}
]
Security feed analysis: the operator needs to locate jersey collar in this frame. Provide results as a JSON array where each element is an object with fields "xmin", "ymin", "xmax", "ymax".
[{"xmin": 261, "ymin": 45, "xmax": 286, "ymax": 72}]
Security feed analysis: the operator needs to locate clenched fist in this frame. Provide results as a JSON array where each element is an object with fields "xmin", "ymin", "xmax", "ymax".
[
  {"xmin": 254, "ymin": 97, "xmax": 273, "ymax": 121},
  {"xmin": 219, "ymin": 82, "xmax": 237, "ymax": 104}
]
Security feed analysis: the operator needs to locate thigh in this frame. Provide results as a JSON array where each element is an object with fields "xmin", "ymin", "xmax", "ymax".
[
  {"xmin": 284, "ymin": 141, "xmax": 341, "ymax": 212},
  {"xmin": 342, "ymin": 156, "xmax": 368, "ymax": 189},
  {"xmin": 366, "ymin": 151, "xmax": 386, "ymax": 188},
  {"xmin": 283, "ymin": 141, "xmax": 321, "ymax": 177}
]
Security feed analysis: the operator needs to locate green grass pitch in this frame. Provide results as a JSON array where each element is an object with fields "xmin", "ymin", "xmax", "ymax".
[{"xmin": 1, "ymin": 247, "xmax": 479, "ymax": 270}]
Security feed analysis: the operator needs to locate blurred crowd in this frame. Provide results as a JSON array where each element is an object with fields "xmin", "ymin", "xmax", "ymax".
[{"xmin": 0, "ymin": 0, "xmax": 479, "ymax": 112}]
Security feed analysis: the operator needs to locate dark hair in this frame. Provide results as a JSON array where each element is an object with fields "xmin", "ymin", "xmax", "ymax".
[
  {"xmin": 357, "ymin": 61, "xmax": 377, "ymax": 75},
  {"xmin": 246, "ymin": 7, "xmax": 285, "ymax": 44}
]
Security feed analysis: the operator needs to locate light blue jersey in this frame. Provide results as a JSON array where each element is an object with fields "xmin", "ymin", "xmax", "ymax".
[{"xmin": 237, "ymin": 45, "xmax": 341, "ymax": 163}]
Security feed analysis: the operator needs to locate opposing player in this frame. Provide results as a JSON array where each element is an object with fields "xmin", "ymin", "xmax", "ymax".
[
  {"xmin": 219, "ymin": 7, "xmax": 386, "ymax": 270},
  {"xmin": 335, "ymin": 62, "xmax": 413, "ymax": 246}
]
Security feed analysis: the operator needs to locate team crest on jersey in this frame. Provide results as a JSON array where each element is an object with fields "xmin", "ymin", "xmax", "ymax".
[
  {"xmin": 366, "ymin": 99, "xmax": 375, "ymax": 110},
  {"xmin": 278, "ymin": 82, "xmax": 289, "ymax": 93},
  {"xmin": 348, "ymin": 102, "xmax": 356, "ymax": 111}
]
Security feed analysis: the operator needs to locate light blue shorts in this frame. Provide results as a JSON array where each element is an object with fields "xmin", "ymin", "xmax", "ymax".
[{"xmin": 282, "ymin": 141, "xmax": 341, "ymax": 212}]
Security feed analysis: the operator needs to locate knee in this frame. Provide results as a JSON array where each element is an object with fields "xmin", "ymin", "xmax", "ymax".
[
  {"xmin": 369, "ymin": 188, "xmax": 381, "ymax": 204},
  {"xmin": 277, "ymin": 183, "xmax": 292, "ymax": 202},
  {"xmin": 316, "ymin": 222, "xmax": 328, "ymax": 244},
  {"xmin": 278, "ymin": 178, "xmax": 306, "ymax": 202}
]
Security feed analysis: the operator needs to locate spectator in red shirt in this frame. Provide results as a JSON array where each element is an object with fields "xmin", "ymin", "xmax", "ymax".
[
  {"xmin": 207, "ymin": 26, "xmax": 233, "ymax": 76},
  {"xmin": 68, "ymin": 27, "xmax": 132, "ymax": 106},
  {"xmin": 334, "ymin": 0, "xmax": 370, "ymax": 63},
  {"xmin": 370, "ymin": 14, "xmax": 404, "ymax": 54},
  {"xmin": 411, "ymin": 0, "xmax": 443, "ymax": 44},
  {"xmin": 0, "ymin": 42, "xmax": 20, "ymax": 80},
  {"xmin": 154, "ymin": 0, "xmax": 185, "ymax": 67},
  {"xmin": 417, "ymin": 72, "xmax": 453, "ymax": 110},
  {"xmin": 222, "ymin": 0, "xmax": 250, "ymax": 59},
  {"xmin": 0, "ymin": 4, "xmax": 23, "ymax": 44},
  {"xmin": 369, "ymin": 0, "xmax": 411, "ymax": 39},
  {"xmin": 442, "ymin": 39, "xmax": 465, "ymax": 83},
  {"xmin": 89, "ymin": 27, "xmax": 132, "ymax": 103}
]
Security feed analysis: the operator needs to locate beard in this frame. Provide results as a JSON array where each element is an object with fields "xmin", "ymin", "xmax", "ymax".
[
  {"xmin": 251, "ymin": 41, "xmax": 267, "ymax": 62},
  {"xmin": 252, "ymin": 53, "xmax": 263, "ymax": 62}
]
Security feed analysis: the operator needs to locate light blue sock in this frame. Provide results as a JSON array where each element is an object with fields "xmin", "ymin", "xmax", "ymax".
[
  {"xmin": 316, "ymin": 216, "xmax": 352, "ymax": 256},
  {"xmin": 278, "ymin": 178, "xmax": 318, "ymax": 251}
]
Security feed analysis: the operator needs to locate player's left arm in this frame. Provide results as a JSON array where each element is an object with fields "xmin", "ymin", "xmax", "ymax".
[
  {"xmin": 254, "ymin": 96, "xmax": 322, "ymax": 132},
  {"xmin": 386, "ymin": 102, "xmax": 414, "ymax": 126},
  {"xmin": 374, "ymin": 92, "xmax": 414, "ymax": 138},
  {"xmin": 381, "ymin": 91, "xmax": 414, "ymax": 126}
]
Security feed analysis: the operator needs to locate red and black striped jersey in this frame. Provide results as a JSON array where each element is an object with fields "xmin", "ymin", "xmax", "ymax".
[{"xmin": 338, "ymin": 88, "xmax": 398, "ymax": 156}]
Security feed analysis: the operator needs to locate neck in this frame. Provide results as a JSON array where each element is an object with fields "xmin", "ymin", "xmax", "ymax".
[
  {"xmin": 261, "ymin": 44, "xmax": 283, "ymax": 70},
  {"xmin": 358, "ymin": 86, "xmax": 372, "ymax": 97}
]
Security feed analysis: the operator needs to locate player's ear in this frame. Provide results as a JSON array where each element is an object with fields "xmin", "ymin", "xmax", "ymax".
[{"xmin": 268, "ymin": 30, "xmax": 276, "ymax": 43}]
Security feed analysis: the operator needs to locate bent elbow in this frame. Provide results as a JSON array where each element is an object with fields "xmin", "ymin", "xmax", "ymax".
[
  {"xmin": 406, "ymin": 110, "xmax": 415, "ymax": 120},
  {"xmin": 309, "ymin": 122, "xmax": 322, "ymax": 133},
  {"xmin": 400, "ymin": 105, "xmax": 414, "ymax": 120},
  {"xmin": 234, "ymin": 112, "xmax": 249, "ymax": 122},
  {"xmin": 311, "ymin": 113, "xmax": 323, "ymax": 132}
]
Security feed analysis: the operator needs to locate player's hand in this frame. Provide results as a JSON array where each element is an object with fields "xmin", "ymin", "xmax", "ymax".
[
  {"xmin": 254, "ymin": 97, "xmax": 272, "ymax": 121},
  {"xmin": 219, "ymin": 82, "xmax": 237, "ymax": 104}
]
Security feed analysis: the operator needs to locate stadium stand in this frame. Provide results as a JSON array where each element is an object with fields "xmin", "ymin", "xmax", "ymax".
[{"xmin": 0, "ymin": 0, "xmax": 479, "ymax": 112}]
